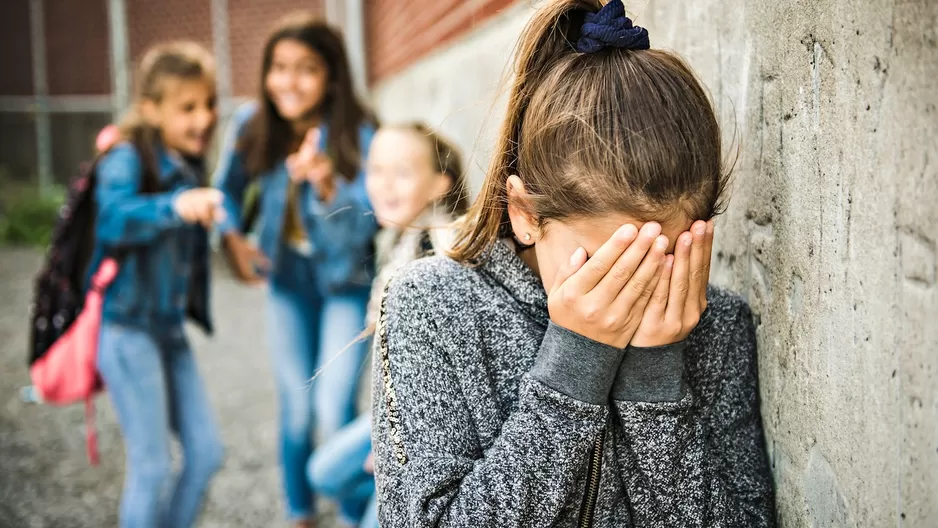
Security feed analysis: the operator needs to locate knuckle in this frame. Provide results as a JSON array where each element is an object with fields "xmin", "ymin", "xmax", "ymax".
[
  {"xmin": 665, "ymin": 321, "xmax": 683, "ymax": 336},
  {"xmin": 589, "ymin": 257, "xmax": 609, "ymax": 275},
  {"xmin": 581, "ymin": 303, "xmax": 601, "ymax": 323},
  {"xmin": 676, "ymin": 279, "xmax": 691, "ymax": 294},
  {"xmin": 630, "ymin": 276, "xmax": 650, "ymax": 295},
  {"xmin": 685, "ymin": 313, "xmax": 700, "ymax": 328},
  {"xmin": 612, "ymin": 264, "xmax": 633, "ymax": 282},
  {"xmin": 561, "ymin": 289, "xmax": 577, "ymax": 307}
]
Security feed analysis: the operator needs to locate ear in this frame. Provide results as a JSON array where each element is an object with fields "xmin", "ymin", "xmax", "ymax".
[
  {"xmin": 139, "ymin": 99, "xmax": 160, "ymax": 127},
  {"xmin": 506, "ymin": 175, "xmax": 539, "ymax": 244},
  {"xmin": 430, "ymin": 172, "xmax": 453, "ymax": 203}
]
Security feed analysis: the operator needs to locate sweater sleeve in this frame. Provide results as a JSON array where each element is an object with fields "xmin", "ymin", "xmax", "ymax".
[
  {"xmin": 609, "ymin": 296, "xmax": 776, "ymax": 527},
  {"xmin": 371, "ymin": 268, "xmax": 625, "ymax": 528}
]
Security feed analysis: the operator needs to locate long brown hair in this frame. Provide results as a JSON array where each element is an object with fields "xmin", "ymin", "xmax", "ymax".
[
  {"xmin": 241, "ymin": 12, "xmax": 376, "ymax": 181},
  {"xmin": 449, "ymin": 0, "xmax": 730, "ymax": 262},
  {"xmin": 117, "ymin": 41, "xmax": 215, "ymax": 192},
  {"xmin": 390, "ymin": 123, "xmax": 470, "ymax": 217}
]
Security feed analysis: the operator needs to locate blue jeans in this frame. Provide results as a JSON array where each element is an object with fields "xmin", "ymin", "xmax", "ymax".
[
  {"xmin": 97, "ymin": 322, "xmax": 224, "ymax": 528},
  {"xmin": 307, "ymin": 412, "xmax": 378, "ymax": 528},
  {"xmin": 267, "ymin": 247, "xmax": 370, "ymax": 520}
]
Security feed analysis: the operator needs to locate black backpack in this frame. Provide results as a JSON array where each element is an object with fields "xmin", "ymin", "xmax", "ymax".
[
  {"xmin": 28, "ymin": 148, "xmax": 159, "ymax": 368},
  {"xmin": 28, "ymin": 161, "xmax": 101, "ymax": 367}
]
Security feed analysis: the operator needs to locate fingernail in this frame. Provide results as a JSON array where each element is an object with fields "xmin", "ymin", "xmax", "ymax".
[
  {"xmin": 666, "ymin": 255, "xmax": 674, "ymax": 268},
  {"xmin": 694, "ymin": 222, "xmax": 706, "ymax": 235},
  {"xmin": 642, "ymin": 222, "xmax": 662, "ymax": 238},
  {"xmin": 569, "ymin": 247, "xmax": 583, "ymax": 265},
  {"xmin": 619, "ymin": 224, "xmax": 638, "ymax": 240},
  {"xmin": 683, "ymin": 233, "xmax": 693, "ymax": 246},
  {"xmin": 655, "ymin": 235, "xmax": 668, "ymax": 250},
  {"xmin": 706, "ymin": 220, "xmax": 714, "ymax": 234}
]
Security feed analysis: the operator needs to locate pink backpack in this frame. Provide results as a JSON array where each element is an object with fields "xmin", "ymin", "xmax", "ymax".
[{"xmin": 29, "ymin": 258, "xmax": 119, "ymax": 465}]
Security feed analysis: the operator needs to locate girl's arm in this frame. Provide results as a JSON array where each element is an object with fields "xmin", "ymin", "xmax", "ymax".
[
  {"xmin": 299, "ymin": 124, "xmax": 378, "ymax": 258},
  {"xmin": 372, "ymin": 262, "xmax": 623, "ymax": 528},
  {"xmin": 94, "ymin": 143, "xmax": 185, "ymax": 246},
  {"xmin": 212, "ymin": 102, "xmax": 256, "ymax": 236},
  {"xmin": 610, "ymin": 293, "xmax": 776, "ymax": 527}
]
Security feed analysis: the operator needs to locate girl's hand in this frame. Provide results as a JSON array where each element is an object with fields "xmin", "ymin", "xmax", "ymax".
[
  {"xmin": 363, "ymin": 451, "xmax": 374, "ymax": 474},
  {"xmin": 548, "ymin": 223, "xmax": 669, "ymax": 348},
  {"xmin": 286, "ymin": 128, "xmax": 320, "ymax": 183},
  {"xmin": 222, "ymin": 232, "xmax": 270, "ymax": 286},
  {"xmin": 309, "ymin": 155, "xmax": 336, "ymax": 202},
  {"xmin": 287, "ymin": 127, "xmax": 336, "ymax": 201},
  {"xmin": 173, "ymin": 188, "xmax": 226, "ymax": 228},
  {"xmin": 630, "ymin": 220, "xmax": 713, "ymax": 347}
]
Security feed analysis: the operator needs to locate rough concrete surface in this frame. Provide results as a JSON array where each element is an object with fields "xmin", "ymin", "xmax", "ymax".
[
  {"xmin": 371, "ymin": 1, "xmax": 937, "ymax": 526},
  {"xmin": 0, "ymin": 249, "xmax": 342, "ymax": 527}
]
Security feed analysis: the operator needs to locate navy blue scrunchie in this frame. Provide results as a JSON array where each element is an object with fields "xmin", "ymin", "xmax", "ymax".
[{"xmin": 576, "ymin": 0, "xmax": 650, "ymax": 53}]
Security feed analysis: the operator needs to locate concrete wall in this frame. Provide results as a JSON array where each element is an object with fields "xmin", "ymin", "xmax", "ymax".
[
  {"xmin": 369, "ymin": 1, "xmax": 937, "ymax": 526},
  {"xmin": 370, "ymin": 1, "xmax": 535, "ymax": 195}
]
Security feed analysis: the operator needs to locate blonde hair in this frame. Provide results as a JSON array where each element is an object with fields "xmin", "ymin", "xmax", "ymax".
[
  {"xmin": 116, "ymin": 41, "xmax": 216, "ymax": 191},
  {"xmin": 384, "ymin": 122, "xmax": 470, "ymax": 217}
]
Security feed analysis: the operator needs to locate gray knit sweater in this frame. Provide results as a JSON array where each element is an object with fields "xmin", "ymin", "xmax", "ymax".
[{"xmin": 372, "ymin": 239, "xmax": 776, "ymax": 527}]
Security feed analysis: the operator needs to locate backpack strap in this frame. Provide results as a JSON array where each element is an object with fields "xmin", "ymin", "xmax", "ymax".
[{"xmin": 85, "ymin": 397, "xmax": 99, "ymax": 466}]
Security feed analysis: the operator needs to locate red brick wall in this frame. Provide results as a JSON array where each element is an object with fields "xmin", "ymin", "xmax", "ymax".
[
  {"xmin": 45, "ymin": 0, "xmax": 111, "ymax": 95},
  {"xmin": 365, "ymin": 0, "xmax": 516, "ymax": 84},
  {"xmin": 0, "ymin": 1, "xmax": 34, "ymax": 96},
  {"xmin": 126, "ymin": 0, "xmax": 213, "ymax": 66},
  {"xmin": 228, "ymin": 0, "xmax": 324, "ymax": 97}
]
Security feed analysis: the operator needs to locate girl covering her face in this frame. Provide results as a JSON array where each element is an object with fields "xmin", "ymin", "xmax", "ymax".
[{"xmin": 371, "ymin": 1, "xmax": 775, "ymax": 527}]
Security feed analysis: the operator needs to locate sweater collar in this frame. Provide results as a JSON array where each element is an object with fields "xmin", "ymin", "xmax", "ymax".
[{"xmin": 479, "ymin": 239, "xmax": 549, "ymax": 327}]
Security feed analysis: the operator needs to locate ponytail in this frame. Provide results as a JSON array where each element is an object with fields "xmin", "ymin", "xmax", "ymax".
[
  {"xmin": 450, "ymin": 0, "xmax": 727, "ymax": 263},
  {"xmin": 449, "ymin": 0, "xmax": 595, "ymax": 262}
]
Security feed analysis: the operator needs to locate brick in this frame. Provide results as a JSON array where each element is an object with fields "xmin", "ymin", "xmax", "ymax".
[
  {"xmin": 0, "ymin": 0, "xmax": 34, "ymax": 95},
  {"xmin": 365, "ymin": 0, "xmax": 516, "ymax": 84},
  {"xmin": 126, "ymin": 0, "xmax": 213, "ymax": 66},
  {"xmin": 45, "ymin": 0, "xmax": 110, "ymax": 95},
  {"xmin": 228, "ymin": 0, "xmax": 324, "ymax": 97}
]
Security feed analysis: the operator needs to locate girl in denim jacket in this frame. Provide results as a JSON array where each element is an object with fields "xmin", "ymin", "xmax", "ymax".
[
  {"xmin": 93, "ymin": 42, "xmax": 225, "ymax": 528},
  {"xmin": 213, "ymin": 12, "xmax": 377, "ymax": 527}
]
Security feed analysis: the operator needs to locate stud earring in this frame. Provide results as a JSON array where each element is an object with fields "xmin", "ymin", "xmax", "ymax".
[{"xmin": 524, "ymin": 233, "xmax": 532, "ymax": 241}]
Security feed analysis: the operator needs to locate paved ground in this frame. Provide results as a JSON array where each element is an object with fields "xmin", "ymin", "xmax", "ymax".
[{"xmin": 0, "ymin": 248, "xmax": 341, "ymax": 527}]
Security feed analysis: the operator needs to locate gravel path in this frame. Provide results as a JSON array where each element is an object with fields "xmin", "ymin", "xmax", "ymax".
[{"xmin": 0, "ymin": 248, "xmax": 340, "ymax": 527}]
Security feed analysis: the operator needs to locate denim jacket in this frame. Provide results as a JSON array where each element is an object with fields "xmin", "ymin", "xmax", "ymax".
[
  {"xmin": 213, "ymin": 102, "xmax": 377, "ymax": 295},
  {"xmin": 90, "ymin": 142, "xmax": 213, "ymax": 335}
]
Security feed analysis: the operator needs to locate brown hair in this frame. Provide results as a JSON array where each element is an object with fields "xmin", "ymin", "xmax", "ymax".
[
  {"xmin": 449, "ymin": 0, "xmax": 730, "ymax": 262},
  {"xmin": 241, "ymin": 12, "xmax": 376, "ymax": 181},
  {"xmin": 116, "ymin": 41, "xmax": 215, "ymax": 192},
  {"xmin": 388, "ymin": 122, "xmax": 470, "ymax": 217}
]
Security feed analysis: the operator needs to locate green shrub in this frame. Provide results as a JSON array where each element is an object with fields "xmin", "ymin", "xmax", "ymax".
[{"xmin": 0, "ymin": 186, "xmax": 65, "ymax": 247}]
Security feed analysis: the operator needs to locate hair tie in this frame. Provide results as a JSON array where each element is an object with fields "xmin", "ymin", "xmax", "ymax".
[{"xmin": 576, "ymin": 0, "xmax": 650, "ymax": 54}]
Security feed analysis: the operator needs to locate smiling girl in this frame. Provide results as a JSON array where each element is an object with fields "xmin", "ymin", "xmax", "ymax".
[{"xmin": 213, "ymin": 13, "xmax": 377, "ymax": 527}]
